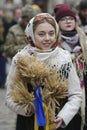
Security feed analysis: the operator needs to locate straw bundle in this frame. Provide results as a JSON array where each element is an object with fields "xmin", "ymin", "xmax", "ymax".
[{"xmin": 10, "ymin": 54, "xmax": 68, "ymax": 119}]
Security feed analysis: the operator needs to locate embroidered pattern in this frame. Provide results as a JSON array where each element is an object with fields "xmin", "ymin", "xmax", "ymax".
[{"xmin": 59, "ymin": 62, "xmax": 72, "ymax": 79}]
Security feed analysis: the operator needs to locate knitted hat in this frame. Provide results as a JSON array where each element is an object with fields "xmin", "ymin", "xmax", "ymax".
[
  {"xmin": 54, "ymin": 4, "xmax": 76, "ymax": 22},
  {"xmin": 21, "ymin": 4, "xmax": 35, "ymax": 19}
]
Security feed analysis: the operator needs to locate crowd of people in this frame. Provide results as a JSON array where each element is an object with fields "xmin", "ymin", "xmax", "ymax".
[
  {"xmin": 0, "ymin": 0, "xmax": 87, "ymax": 130},
  {"xmin": 0, "ymin": 2, "xmax": 42, "ymax": 88}
]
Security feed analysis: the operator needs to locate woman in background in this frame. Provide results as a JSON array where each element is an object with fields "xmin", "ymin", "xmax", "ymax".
[{"xmin": 54, "ymin": 3, "xmax": 87, "ymax": 130}]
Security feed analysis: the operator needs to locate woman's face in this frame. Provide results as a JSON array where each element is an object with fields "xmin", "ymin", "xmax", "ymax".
[
  {"xmin": 59, "ymin": 16, "xmax": 76, "ymax": 31},
  {"xmin": 34, "ymin": 22, "xmax": 56, "ymax": 50}
]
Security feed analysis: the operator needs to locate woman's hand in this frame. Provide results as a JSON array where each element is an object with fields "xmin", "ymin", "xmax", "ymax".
[{"xmin": 54, "ymin": 116, "xmax": 63, "ymax": 129}]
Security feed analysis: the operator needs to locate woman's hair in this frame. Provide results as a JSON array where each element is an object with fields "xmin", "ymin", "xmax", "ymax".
[{"xmin": 33, "ymin": 16, "xmax": 56, "ymax": 33}]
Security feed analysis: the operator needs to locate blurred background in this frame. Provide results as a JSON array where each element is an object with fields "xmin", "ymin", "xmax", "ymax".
[{"xmin": 0, "ymin": 0, "xmax": 81, "ymax": 14}]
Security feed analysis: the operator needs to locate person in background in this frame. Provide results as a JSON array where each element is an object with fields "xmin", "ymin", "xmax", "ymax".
[
  {"xmin": 54, "ymin": 3, "xmax": 87, "ymax": 130},
  {"xmin": 0, "ymin": 17, "xmax": 7, "ymax": 88},
  {"xmin": 3, "ymin": 10, "xmax": 17, "ymax": 39},
  {"xmin": 4, "ymin": 4, "xmax": 36, "ymax": 130},
  {"xmin": 0, "ymin": 8, "xmax": 5, "ymax": 17},
  {"xmin": 76, "ymin": 1, "xmax": 87, "ymax": 129},
  {"xmin": 4, "ymin": 4, "xmax": 36, "ymax": 59},
  {"xmin": 32, "ymin": 4, "xmax": 42, "ymax": 15},
  {"xmin": 6, "ymin": 13, "xmax": 82, "ymax": 130},
  {"xmin": 13, "ymin": 6, "xmax": 22, "ymax": 23},
  {"xmin": 76, "ymin": 0, "xmax": 87, "ymax": 35},
  {"xmin": 33, "ymin": 0, "xmax": 48, "ymax": 12}
]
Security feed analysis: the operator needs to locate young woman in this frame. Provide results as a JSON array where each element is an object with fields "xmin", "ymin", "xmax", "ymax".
[
  {"xmin": 54, "ymin": 4, "xmax": 87, "ymax": 130},
  {"xmin": 6, "ymin": 13, "xmax": 82, "ymax": 130}
]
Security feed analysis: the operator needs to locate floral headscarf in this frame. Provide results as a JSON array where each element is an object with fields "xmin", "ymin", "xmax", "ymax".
[{"xmin": 25, "ymin": 13, "xmax": 59, "ymax": 44}]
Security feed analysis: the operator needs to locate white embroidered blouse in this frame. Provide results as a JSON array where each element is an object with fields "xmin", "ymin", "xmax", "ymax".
[{"xmin": 6, "ymin": 45, "xmax": 82, "ymax": 127}]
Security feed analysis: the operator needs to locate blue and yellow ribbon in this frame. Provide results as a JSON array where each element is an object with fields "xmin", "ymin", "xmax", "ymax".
[{"xmin": 34, "ymin": 84, "xmax": 50, "ymax": 130}]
